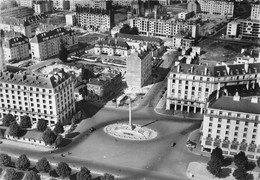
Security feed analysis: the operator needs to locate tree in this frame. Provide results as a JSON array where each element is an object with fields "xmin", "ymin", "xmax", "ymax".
[
  {"xmin": 53, "ymin": 122, "xmax": 64, "ymax": 134},
  {"xmin": 0, "ymin": 153, "xmax": 12, "ymax": 166},
  {"xmin": 233, "ymin": 167, "xmax": 247, "ymax": 180},
  {"xmin": 59, "ymin": 42, "xmax": 69, "ymax": 62},
  {"xmin": 43, "ymin": 128, "xmax": 57, "ymax": 145},
  {"xmin": 9, "ymin": 121, "xmax": 21, "ymax": 137},
  {"xmin": 76, "ymin": 167, "xmax": 92, "ymax": 180},
  {"xmin": 211, "ymin": 147, "xmax": 224, "ymax": 164},
  {"xmin": 37, "ymin": 119, "xmax": 48, "ymax": 132},
  {"xmin": 4, "ymin": 168, "xmax": 18, "ymax": 180},
  {"xmin": 257, "ymin": 157, "xmax": 260, "ymax": 168},
  {"xmin": 20, "ymin": 115, "xmax": 32, "ymax": 129},
  {"xmin": 102, "ymin": 173, "xmax": 115, "ymax": 180},
  {"xmin": 54, "ymin": 135, "xmax": 64, "ymax": 148},
  {"xmin": 17, "ymin": 154, "xmax": 30, "ymax": 170},
  {"xmin": 129, "ymin": 26, "xmax": 139, "ymax": 35},
  {"xmin": 36, "ymin": 158, "xmax": 51, "ymax": 173},
  {"xmin": 0, "ymin": 29, "xmax": 4, "ymax": 38},
  {"xmin": 56, "ymin": 162, "xmax": 71, "ymax": 179},
  {"xmin": 207, "ymin": 158, "xmax": 222, "ymax": 178},
  {"xmin": 234, "ymin": 151, "xmax": 248, "ymax": 169},
  {"xmin": 2, "ymin": 114, "xmax": 15, "ymax": 127},
  {"xmin": 24, "ymin": 171, "xmax": 41, "ymax": 180},
  {"xmin": 119, "ymin": 24, "xmax": 131, "ymax": 34}
]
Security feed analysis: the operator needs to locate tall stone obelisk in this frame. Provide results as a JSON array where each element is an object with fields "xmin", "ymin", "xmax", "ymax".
[
  {"xmin": 128, "ymin": 97, "xmax": 133, "ymax": 130},
  {"xmin": 0, "ymin": 40, "xmax": 6, "ymax": 71}
]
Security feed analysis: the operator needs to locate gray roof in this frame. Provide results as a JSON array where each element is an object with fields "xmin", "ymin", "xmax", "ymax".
[
  {"xmin": 209, "ymin": 96, "xmax": 260, "ymax": 115},
  {"xmin": 117, "ymin": 33, "xmax": 163, "ymax": 45},
  {"xmin": 31, "ymin": 27, "xmax": 76, "ymax": 43},
  {"xmin": 3, "ymin": 32, "xmax": 29, "ymax": 48},
  {"xmin": 171, "ymin": 63, "xmax": 260, "ymax": 77},
  {"xmin": 0, "ymin": 69, "xmax": 70, "ymax": 89},
  {"xmin": 96, "ymin": 37, "xmax": 130, "ymax": 49}
]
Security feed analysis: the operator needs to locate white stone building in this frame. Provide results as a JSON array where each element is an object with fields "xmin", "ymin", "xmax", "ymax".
[
  {"xmin": 129, "ymin": 17, "xmax": 199, "ymax": 39},
  {"xmin": 2, "ymin": 32, "xmax": 30, "ymax": 62},
  {"xmin": 30, "ymin": 27, "xmax": 78, "ymax": 60},
  {"xmin": 251, "ymin": 2, "xmax": 260, "ymax": 21},
  {"xmin": 196, "ymin": 0, "xmax": 234, "ymax": 17},
  {"xmin": 201, "ymin": 88, "xmax": 260, "ymax": 160},
  {"xmin": 166, "ymin": 63, "xmax": 260, "ymax": 114},
  {"xmin": 0, "ymin": 69, "xmax": 76, "ymax": 126}
]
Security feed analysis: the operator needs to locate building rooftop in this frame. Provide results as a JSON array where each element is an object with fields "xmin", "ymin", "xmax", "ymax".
[
  {"xmin": 96, "ymin": 37, "xmax": 130, "ymax": 50},
  {"xmin": 209, "ymin": 95, "xmax": 260, "ymax": 115},
  {"xmin": 171, "ymin": 63, "xmax": 260, "ymax": 77},
  {"xmin": 30, "ymin": 27, "xmax": 76, "ymax": 43},
  {"xmin": 75, "ymin": 5, "xmax": 111, "ymax": 15},
  {"xmin": 117, "ymin": 33, "xmax": 163, "ymax": 45},
  {"xmin": 0, "ymin": 69, "xmax": 70, "ymax": 89},
  {"xmin": 2, "ymin": 32, "xmax": 29, "ymax": 48}
]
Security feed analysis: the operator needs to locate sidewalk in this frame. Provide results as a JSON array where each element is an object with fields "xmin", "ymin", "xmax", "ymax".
[
  {"xmin": 186, "ymin": 162, "xmax": 260, "ymax": 180},
  {"xmin": 154, "ymin": 97, "xmax": 203, "ymax": 120}
]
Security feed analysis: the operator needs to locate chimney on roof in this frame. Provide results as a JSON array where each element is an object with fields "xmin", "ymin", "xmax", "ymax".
[
  {"xmin": 177, "ymin": 65, "xmax": 180, "ymax": 73},
  {"xmin": 233, "ymin": 91, "xmax": 240, "ymax": 101},
  {"xmin": 22, "ymin": 74, "xmax": 26, "ymax": 81},
  {"xmin": 204, "ymin": 67, "xmax": 208, "ymax": 75},
  {"xmin": 251, "ymin": 97, "xmax": 259, "ymax": 103},
  {"xmin": 216, "ymin": 90, "xmax": 219, "ymax": 99},
  {"xmin": 244, "ymin": 63, "xmax": 249, "ymax": 73},
  {"xmin": 225, "ymin": 65, "xmax": 230, "ymax": 75}
]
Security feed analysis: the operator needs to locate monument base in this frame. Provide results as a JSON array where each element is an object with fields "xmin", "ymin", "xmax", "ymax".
[{"xmin": 104, "ymin": 123, "xmax": 157, "ymax": 141}]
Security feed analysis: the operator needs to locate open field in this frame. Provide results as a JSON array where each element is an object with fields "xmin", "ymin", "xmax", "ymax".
[{"xmin": 200, "ymin": 41, "xmax": 257, "ymax": 63}]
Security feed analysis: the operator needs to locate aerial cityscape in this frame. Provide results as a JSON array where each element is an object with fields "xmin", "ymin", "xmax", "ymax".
[{"xmin": 0, "ymin": 0, "xmax": 259, "ymax": 179}]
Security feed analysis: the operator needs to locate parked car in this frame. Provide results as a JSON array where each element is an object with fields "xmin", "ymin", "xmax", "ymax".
[
  {"xmin": 89, "ymin": 127, "xmax": 96, "ymax": 133},
  {"xmin": 171, "ymin": 142, "xmax": 176, "ymax": 147}
]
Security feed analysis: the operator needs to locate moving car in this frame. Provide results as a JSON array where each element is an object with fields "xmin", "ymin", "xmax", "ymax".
[
  {"xmin": 89, "ymin": 127, "xmax": 96, "ymax": 133},
  {"xmin": 171, "ymin": 142, "xmax": 176, "ymax": 147}
]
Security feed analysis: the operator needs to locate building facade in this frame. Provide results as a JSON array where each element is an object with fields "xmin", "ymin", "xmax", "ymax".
[
  {"xmin": 126, "ymin": 49, "xmax": 152, "ymax": 88},
  {"xmin": 129, "ymin": 17, "xmax": 199, "ymax": 39},
  {"xmin": 251, "ymin": 2, "xmax": 260, "ymax": 21},
  {"xmin": 69, "ymin": 0, "xmax": 112, "ymax": 11},
  {"xmin": 0, "ymin": 69, "xmax": 76, "ymax": 126},
  {"xmin": 0, "ymin": 14, "xmax": 48, "ymax": 38},
  {"xmin": 53, "ymin": 0, "xmax": 70, "ymax": 10},
  {"xmin": 75, "ymin": 6, "xmax": 114, "ymax": 31},
  {"xmin": 2, "ymin": 32, "xmax": 30, "ymax": 62},
  {"xmin": 196, "ymin": 0, "xmax": 234, "ymax": 17},
  {"xmin": 30, "ymin": 27, "xmax": 78, "ymax": 60},
  {"xmin": 226, "ymin": 20, "xmax": 260, "ymax": 40},
  {"xmin": 201, "ymin": 90, "xmax": 260, "ymax": 160},
  {"xmin": 34, "ymin": 1, "xmax": 54, "ymax": 14},
  {"xmin": 166, "ymin": 63, "xmax": 260, "ymax": 114},
  {"xmin": 94, "ymin": 38, "xmax": 130, "ymax": 57}
]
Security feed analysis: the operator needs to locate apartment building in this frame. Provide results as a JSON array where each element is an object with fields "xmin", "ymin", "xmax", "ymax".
[
  {"xmin": 226, "ymin": 19, "xmax": 260, "ymax": 40},
  {"xmin": 172, "ymin": 32, "xmax": 196, "ymax": 49},
  {"xmin": 34, "ymin": 1, "xmax": 53, "ymax": 14},
  {"xmin": 69, "ymin": 0, "xmax": 112, "ymax": 11},
  {"xmin": 0, "ymin": 69, "xmax": 76, "ymax": 125},
  {"xmin": 116, "ymin": 33, "xmax": 164, "ymax": 53},
  {"xmin": 94, "ymin": 38, "xmax": 130, "ymax": 57},
  {"xmin": 0, "ymin": 6, "xmax": 34, "ymax": 18},
  {"xmin": 196, "ymin": 0, "xmax": 234, "ymax": 17},
  {"xmin": 53, "ymin": 0, "xmax": 70, "ymax": 10},
  {"xmin": 166, "ymin": 63, "xmax": 260, "ymax": 114},
  {"xmin": 129, "ymin": 17, "xmax": 199, "ymax": 39},
  {"xmin": 2, "ymin": 32, "xmax": 30, "ymax": 62},
  {"xmin": 251, "ymin": 2, "xmax": 260, "ymax": 21},
  {"xmin": 235, "ymin": 49, "xmax": 260, "ymax": 64},
  {"xmin": 30, "ymin": 27, "xmax": 78, "ymax": 60},
  {"xmin": 126, "ymin": 48, "xmax": 152, "ymax": 88},
  {"xmin": 0, "ymin": 14, "xmax": 48, "ymax": 38},
  {"xmin": 201, "ymin": 87, "xmax": 260, "ymax": 160},
  {"xmin": 75, "ymin": 5, "xmax": 114, "ymax": 31},
  {"xmin": 35, "ymin": 23, "xmax": 58, "ymax": 35}
]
